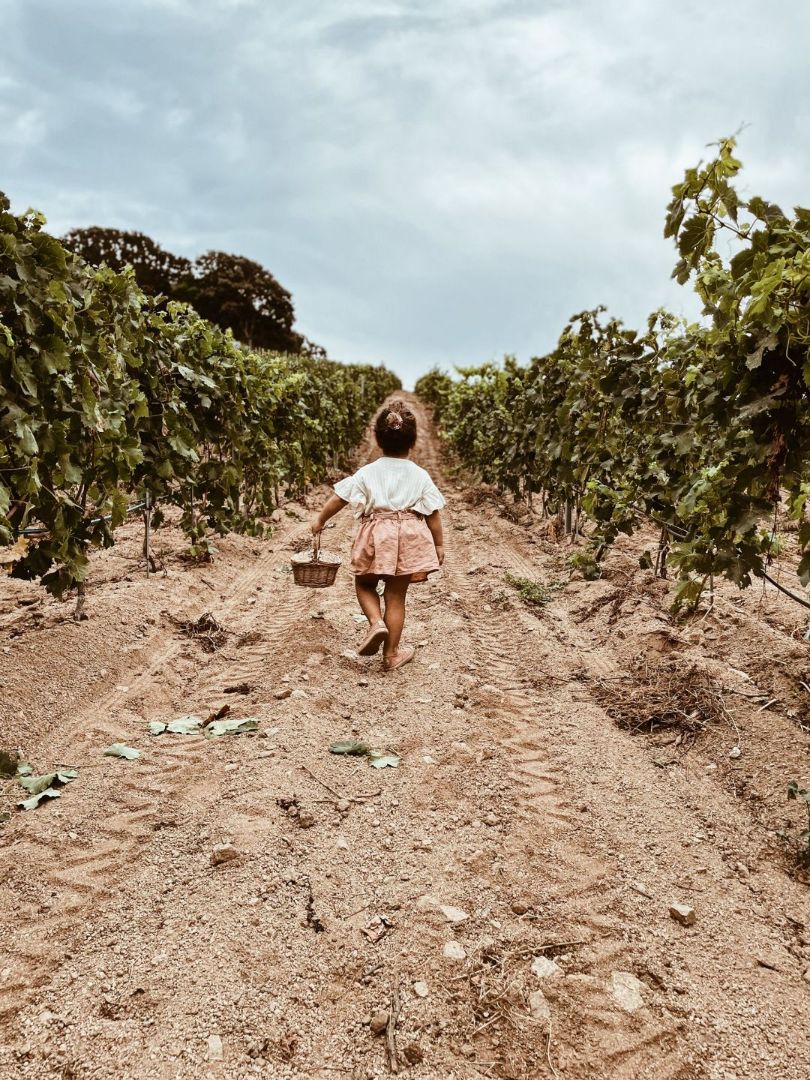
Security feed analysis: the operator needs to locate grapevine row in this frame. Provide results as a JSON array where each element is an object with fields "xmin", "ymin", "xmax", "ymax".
[
  {"xmin": 0, "ymin": 195, "xmax": 400, "ymax": 598},
  {"xmin": 417, "ymin": 140, "xmax": 810, "ymax": 609}
]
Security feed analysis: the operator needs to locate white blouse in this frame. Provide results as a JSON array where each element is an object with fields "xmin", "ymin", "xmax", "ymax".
[{"xmin": 334, "ymin": 457, "xmax": 446, "ymax": 517}]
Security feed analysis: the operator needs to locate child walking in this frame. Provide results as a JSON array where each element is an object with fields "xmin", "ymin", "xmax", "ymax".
[{"xmin": 311, "ymin": 400, "xmax": 445, "ymax": 671}]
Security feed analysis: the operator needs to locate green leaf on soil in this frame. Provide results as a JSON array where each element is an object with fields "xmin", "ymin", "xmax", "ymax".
[
  {"xmin": 103, "ymin": 743, "xmax": 141, "ymax": 760},
  {"xmin": 368, "ymin": 752, "xmax": 400, "ymax": 769},
  {"xmin": 18, "ymin": 787, "xmax": 62, "ymax": 811},
  {"xmin": 203, "ymin": 717, "xmax": 259, "ymax": 738},
  {"xmin": 167, "ymin": 715, "xmax": 202, "ymax": 734},
  {"xmin": 17, "ymin": 768, "xmax": 78, "ymax": 796},
  {"xmin": 18, "ymin": 772, "xmax": 59, "ymax": 796},
  {"xmin": 150, "ymin": 715, "xmax": 202, "ymax": 735},
  {"xmin": 329, "ymin": 739, "xmax": 371, "ymax": 756},
  {"xmin": 16, "ymin": 762, "xmax": 33, "ymax": 776}
]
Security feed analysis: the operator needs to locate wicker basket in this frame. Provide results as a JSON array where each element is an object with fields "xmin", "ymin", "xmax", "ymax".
[{"xmin": 291, "ymin": 534, "xmax": 341, "ymax": 588}]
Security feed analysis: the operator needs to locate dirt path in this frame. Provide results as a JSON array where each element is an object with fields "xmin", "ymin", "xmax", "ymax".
[{"xmin": 1, "ymin": 394, "xmax": 808, "ymax": 1079}]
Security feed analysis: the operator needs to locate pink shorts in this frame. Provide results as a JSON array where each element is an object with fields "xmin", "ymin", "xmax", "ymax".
[{"xmin": 350, "ymin": 510, "xmax": 440, "ymax": 582}]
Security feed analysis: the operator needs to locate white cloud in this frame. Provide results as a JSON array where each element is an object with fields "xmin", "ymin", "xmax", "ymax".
[{"xmin": 1, "ymin": 0, "xmax": 808, "ymax": 384}]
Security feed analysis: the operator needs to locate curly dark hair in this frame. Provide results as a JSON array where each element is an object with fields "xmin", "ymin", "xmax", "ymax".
[{"xmin": 374, "ymin": 399, "xmax": 417, "ymax": 455}]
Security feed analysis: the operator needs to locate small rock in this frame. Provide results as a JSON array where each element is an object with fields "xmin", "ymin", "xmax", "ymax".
[
  {"xmin": 290, "ymin": 688, "xmax": 308, "ymax": 700},
  {"xmin": 336, "ymin": 835, "xmax": 349, "ymax": 850},
  {"xmin": 439, "ymin": 904, "xmax": 469, "ymax": 924},
  {"xmin": 532, "ymin": 955, "xmax": 563, "ymax": 979},
  {"xmin": 403, "ymin": 1043, "xmax": 424, "ymax": 1065},
  {"xmin": 336, "ymin": 799, "xmax": 351, "ymax": 813},
  {"xmin": 528, "ymin": 989, "xmax": 551, "ymax": 1030},
  {"xmin": 358, "ymin": 678, "xmax": 369, "ymax": 687},
  {"xmin": 482, "ymin": 812, "xmax": 499, "ymax": 827},
  {"xmin": 412, "ymin": 980, "xmax": 429, "ymax": 998},
  {"xmin": 728, "ymin": 746, "xmax": 741, "ymax": 759},
  {"xmin": 443, "ymin": 940, "xmax": 467, "ymax": 961},
  {"xmin": 803, "ymin": 969, "xmax": 810, "ymax": 984},
  {"xmin": 511, "ymin": 897, "xmax": 533, "ymax": 915},
  {"xmin": 460, "ymin": 1042, "xmax": 476, "ymax": 1058},
  {"xmin": 297, "ymin": 811, "xmax": 316, "ymax": 829},
  {"xmin": 274, "ymin": 688, "xmax": 292, "ymax": 700},
  {"xmin": 669, "ymin": 902, "xmax": 696, "ymax": 927},
  {"xmin": 207, "ymin": 1034, "xmax": 224, "ymax": 1062},
  {"xmin": 369, "ymin": 1011, "xmax": 389, "ymax": 1035},
  {"xmin": 210, "ymin": 843, "xmax": 238, "ymax": 867},
  {"xmin": 565, "ymin": 973, "xmax": 599, "ymax": 988},
  {"xmin": 609, "ymin": 971, "xmax": 646, "ymax": 1012}
]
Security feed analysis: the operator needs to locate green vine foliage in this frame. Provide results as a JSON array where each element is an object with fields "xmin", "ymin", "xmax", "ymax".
[
  {"xmin": 417, "ymin": 141, "xmax": 810, "ymax": 607},
  {"xmin": 0, "ymin": 195, "xmax": 400, "ymax": 596},
  {"xmin": 414, "ymin": 368, "xmax": 453, "ymax": 426}
]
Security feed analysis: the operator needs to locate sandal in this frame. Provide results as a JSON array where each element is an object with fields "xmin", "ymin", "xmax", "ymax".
[
  {"xmin": 358, "ymin": 620, "xmax": 389, "ymax": 656},
  {"xmin": 382, "ymin": 646, "xmax": 415, "ymax": 672}
]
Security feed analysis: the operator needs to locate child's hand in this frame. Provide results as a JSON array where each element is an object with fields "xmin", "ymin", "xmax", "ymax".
[
  {"xmin": 435, "ymin": 543, "xmax": 445, "ymax": 565},
  {"xmin": 311, "ymin": 518, "xmax": 324, "ymax": 535}
]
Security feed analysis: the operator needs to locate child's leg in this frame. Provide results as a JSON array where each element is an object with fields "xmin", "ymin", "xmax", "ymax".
[
  {"xmin": 382, "ymin": 575, "xmax": 410, "ymax": 656},
  {"xmin": 355, "ymin": 575, "xmax": 384, "ymax": 625}
]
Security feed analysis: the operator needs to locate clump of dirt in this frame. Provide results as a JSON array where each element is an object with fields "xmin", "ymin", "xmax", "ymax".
[{"xmin": 592, "ymin": 659, "xmax": 729, "ymax": 741}]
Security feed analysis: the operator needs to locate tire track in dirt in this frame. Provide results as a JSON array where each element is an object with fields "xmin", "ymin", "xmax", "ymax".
[
  {"xmin": 0, "ymin": 535, "xmax": 314, "ymax": 1028},
  {"xmin": 443, "ymin": 584, "xmax": 689, "ymax": 1077},
  {"xmin": 413, "ymin": 394, "xmax": 692, "ymax": 1079}
]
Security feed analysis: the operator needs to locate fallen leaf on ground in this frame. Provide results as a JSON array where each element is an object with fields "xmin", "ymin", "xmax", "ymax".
[
  {"xmin": 16, "ymin": 767, "xmax": 77, "ymax": 810},
  {"xmin": 149, "ymin": 716, "xmax": 204, "ymax": 735},
  {"xmin": 18, "ymin": 787, "xmax": 62, "ymax": 811},
  {"xmin": 18, "ymin": 769, "xmax": 77, "ymax": 796},
  {"xmin": 330, "ymin": 739, "xmax": 371, "ymax": 756},
  {"xmin": 204, "ymin": 717, "xmax": 259, "ymax": 737},
  {"xmin": 104, "ymin": 743, "xmax": 141, "ymax": 760},
  {"xmin": 167, "ymin": 715, "xmax": 202, "ymax": 734},
  {"xmin": 368, "ymin": 752, "xmax": 400, "ymax": 769}
]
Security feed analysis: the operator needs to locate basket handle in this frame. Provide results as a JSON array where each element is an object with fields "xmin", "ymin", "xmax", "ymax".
[{"xmin": 312, "ymin": 532, "xmax": 321, "ymax": 562}]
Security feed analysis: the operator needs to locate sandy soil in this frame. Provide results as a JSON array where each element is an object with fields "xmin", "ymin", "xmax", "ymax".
[{"xmin": 1, "ymin": 393, "xmax": 808, "ymax": 1080}]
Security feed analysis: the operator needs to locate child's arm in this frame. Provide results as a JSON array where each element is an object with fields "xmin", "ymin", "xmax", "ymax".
[
  {"xmin": 425, "ymin": 509, "xmax": 444, "ymax": 564},
  {"xmin": 311, "ymin": 494, "xmax": 348, "ymax": 534}
]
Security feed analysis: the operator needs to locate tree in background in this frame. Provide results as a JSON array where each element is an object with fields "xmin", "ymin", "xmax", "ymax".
[
  {"xmin": 62, "ymin": 227, "xmax": 190, "ymax": 298},
  {"xmin": 188, "ymin": 250, "xmax": 303, "ymax": 353},
  {"xmin": 62, "ymin": 226, "xmax": 320, "ymax": 356}
]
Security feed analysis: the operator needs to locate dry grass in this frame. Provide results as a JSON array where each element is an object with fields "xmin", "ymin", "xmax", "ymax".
[
  {"xmin": 449, "ymin": 936, "xmax": 574, "ymax": 1080},
  {"xmin": 168, "ymin": 610, "xmax": 229, "ymax": 652},
  {"xmin": 593, "ymin": 660, "xmax": 729, "ymax": 742}
]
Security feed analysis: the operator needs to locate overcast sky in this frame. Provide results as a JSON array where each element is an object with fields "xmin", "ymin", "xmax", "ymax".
[{"xmin": 2, "ymin": 1, "xmax": 808, "ymax": 386}]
